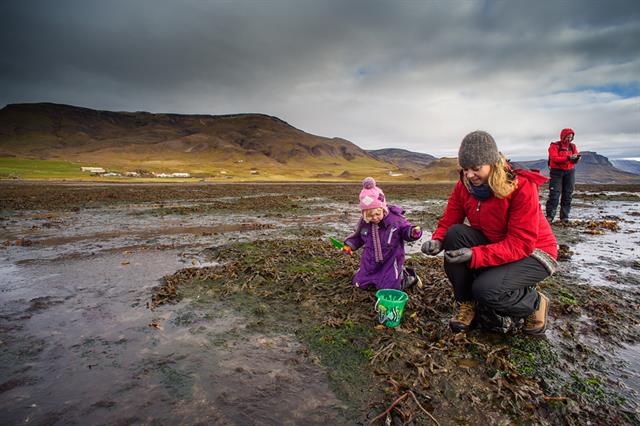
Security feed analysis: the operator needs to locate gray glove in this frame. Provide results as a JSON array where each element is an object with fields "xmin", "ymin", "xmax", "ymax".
[
  {"xmin": 444, "ymin": 248, "xmax": 473, "ymax": 263},
  {"xmin": 421, "ymin": 240, "xmax": 443, "ymax": 256}
]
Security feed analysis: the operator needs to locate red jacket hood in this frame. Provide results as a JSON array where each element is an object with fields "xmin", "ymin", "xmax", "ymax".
[
  {"xmin": 560, "ymin": 128, "xmax": 574, "ymax": 142},
  {"xmin": 515, "ymin": 169, "xmax": 549, "ymax": 186}
]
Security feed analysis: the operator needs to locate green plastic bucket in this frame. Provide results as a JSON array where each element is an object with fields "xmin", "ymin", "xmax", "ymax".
[{"xmin": 375, "ymin": 289, "xmax": 408, "ymax": 327}]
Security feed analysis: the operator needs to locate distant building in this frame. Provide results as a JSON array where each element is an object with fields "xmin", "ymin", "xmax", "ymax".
[
  {"xmin": 103, "ymin": 172, "xmax": 121, "ymax": 177},
  {"xmin": 81, "ymin": 167, "xmax": 105, "ymax": 173},
  {"xmin": 250, "ymin": 170, "xmax": 259, "ymax": 175},
  {"xmin": 388, "ymin": 171, "xmax": 403, "ymax": 177},
  {"xmin": 150, "ymin": 172, "xmax": 191, "ymax": 178},
  {"xmin": 125, "ymin": 171, "xmax": 139, "ymax": 177}
]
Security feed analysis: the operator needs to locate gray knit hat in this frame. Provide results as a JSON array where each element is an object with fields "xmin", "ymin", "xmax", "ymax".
[{"xmin": 458, "ymin": 131, "xmax": 501, "ymax": 168}]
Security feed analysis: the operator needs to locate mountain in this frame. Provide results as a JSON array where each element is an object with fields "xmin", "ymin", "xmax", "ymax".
[
  {"xmin": 367, "ymin": 148, "xmax": 436, "ymax": 171},
  {"xmin": 0, "ymin": 103, "xmax": 398, "ymax": 180},
  {"xmin": 514, "ymin": 159, "xmax": 547, "ymax": 171},
  {"xmin": 610, "ymin": 159, "xmax": 640, "ymax": 175},
  {"xmin": 415, "ymin": 157, "xmax": 460, "ymax": 182},
  {"xmin": 1, "ymin": 103, "xmax": 638, "ymax": 184},
  {"xmin": 518, "ymin": 151, "xmax": 640, "ymax": 184}
]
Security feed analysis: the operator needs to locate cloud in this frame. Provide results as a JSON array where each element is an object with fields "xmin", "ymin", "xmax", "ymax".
[{"xmin": 1, "ymin": 0, "xmax": 639, "ymax": 159}]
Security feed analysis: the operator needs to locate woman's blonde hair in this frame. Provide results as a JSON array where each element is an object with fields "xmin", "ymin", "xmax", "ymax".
[{"xmin": 462, "ymin": 155, "xmax": 518, "ymax": 199}]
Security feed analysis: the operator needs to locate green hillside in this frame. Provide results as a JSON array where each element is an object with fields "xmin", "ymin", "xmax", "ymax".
[{"xmin": 0, "ymin": 157, "xmax": 85, "ymax": 180}]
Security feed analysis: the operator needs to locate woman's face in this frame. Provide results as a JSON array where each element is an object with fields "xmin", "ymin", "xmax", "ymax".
[
  {"xmin": 463, "ymin": 165, "xmax": 492, "ymax": 186},
  {"xmin": 363, "ymin": 207, "xmax": 384, "ymax": 224}
]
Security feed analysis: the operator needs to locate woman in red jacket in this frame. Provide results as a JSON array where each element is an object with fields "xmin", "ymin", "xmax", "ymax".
[{"xmin": 421, "ymin": 131, "xmax": 558, "ymax": 334}]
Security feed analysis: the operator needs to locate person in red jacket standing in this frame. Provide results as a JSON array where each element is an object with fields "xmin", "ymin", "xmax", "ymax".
[
  {"xmin": 546, "ymin": 128, "xmax": 581, "ymax": 222},
  {"xmin": 421, "ymin": 131, "xmax": 558, "ymax": 335}
]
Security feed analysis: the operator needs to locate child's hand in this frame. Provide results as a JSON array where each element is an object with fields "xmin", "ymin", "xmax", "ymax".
[{"xmin": 410, "ymin": 226, "xmax": 422, "ymax": 239}]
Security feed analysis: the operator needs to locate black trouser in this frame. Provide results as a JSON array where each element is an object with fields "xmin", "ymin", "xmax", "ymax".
[
  {"xmin": 546, "ymin": 168, "xmax": 575, "ymax": 220},
  {"xmin": 443, "ymin": 224, "xmax": 550, "ymax": 318}
]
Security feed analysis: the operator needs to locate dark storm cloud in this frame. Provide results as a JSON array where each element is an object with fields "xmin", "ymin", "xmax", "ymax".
[
  {"xmin": 4, "ymin": 0, "xmax": 635, "ymax": 95},
  {"xmin": 1, "ymin": 0, "xmax": 638, "ymax": 157}
]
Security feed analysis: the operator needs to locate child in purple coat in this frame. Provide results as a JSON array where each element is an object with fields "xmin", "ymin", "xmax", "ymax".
[{"xmin": 343, "ymin": 177, "xmax": 423, "ymax": 290}]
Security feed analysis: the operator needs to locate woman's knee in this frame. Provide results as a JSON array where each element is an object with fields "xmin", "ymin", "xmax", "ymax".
[
  {"xmin": 471, "ymin": 276, "xmax": 501, "ymax": 307},
  {"xmin": 443, "ymin": 224, "xmax": 470, "ymax": 250}
]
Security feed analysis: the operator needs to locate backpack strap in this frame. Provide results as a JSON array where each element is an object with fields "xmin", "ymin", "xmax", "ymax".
[
  {"xmin": 548, "ymin": 141, "xmax": 574, "ymax": 167},
  {"xmin": 557, "ymin": 141, "xmax": 574, "ymax": 153}
]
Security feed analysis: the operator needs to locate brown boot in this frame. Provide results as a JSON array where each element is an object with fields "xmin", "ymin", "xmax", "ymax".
[
  {"xmin": 449, "ymin": 301, "xmax": 476, "ymax": 332},
  {"xmin": 525, "ymin": 292, "xmax": 550, "ymax": 335}
]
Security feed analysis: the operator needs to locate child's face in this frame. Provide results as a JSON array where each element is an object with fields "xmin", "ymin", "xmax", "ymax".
[{"xmin": 363, "ymin": 208, "xmax": 384, "ymax": 224}]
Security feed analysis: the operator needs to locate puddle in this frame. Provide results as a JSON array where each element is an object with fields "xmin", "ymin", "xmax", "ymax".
[
  {"xmin": 0, "ymin": 195, "xmax": 352, "ymax": 425},
  {"xmin": 565, "ymin": 201, "xmax": 640, "ymax": 289},
  {"xmin": 614, "ymin": 343, "xmax": 640, "ymax": 395}
]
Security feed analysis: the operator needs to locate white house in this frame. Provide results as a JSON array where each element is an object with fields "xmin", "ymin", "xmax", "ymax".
[{"xmin": 81, "ymin": 167, "xmax": 105, "ymax": 173}]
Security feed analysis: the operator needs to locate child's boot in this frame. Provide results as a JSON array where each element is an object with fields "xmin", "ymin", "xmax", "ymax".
[
  {"xmin": 401, "ymin": 267, "xmax": 422, "ymax": 290},
  {"xmin": 449, "ymin": 301, "xmax": 476, "ymax": 332}
]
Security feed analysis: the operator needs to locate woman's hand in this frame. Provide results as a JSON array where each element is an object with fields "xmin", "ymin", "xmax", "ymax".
[
  {"xmin": 444, "ymin": 248, "xmax": 472, "ymax": 263},
  {"xmin": 421, "ymin": 240, "xmax": 443, "ymax": 255}
]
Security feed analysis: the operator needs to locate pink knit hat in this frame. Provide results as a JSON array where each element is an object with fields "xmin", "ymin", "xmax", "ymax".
[{"xmin": 359, "ymin": 177, "xmax": 387, "ymax": 211}]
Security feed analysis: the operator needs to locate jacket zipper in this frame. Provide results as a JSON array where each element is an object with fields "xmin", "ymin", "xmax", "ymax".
[{"xmin": 476, "ymin": 200, "xmax": 481, "ymax": 211}]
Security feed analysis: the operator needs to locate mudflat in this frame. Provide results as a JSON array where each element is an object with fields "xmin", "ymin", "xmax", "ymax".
[{"xmin": 1, "ymin": 182, "xmax": 639, "ymax": 424}]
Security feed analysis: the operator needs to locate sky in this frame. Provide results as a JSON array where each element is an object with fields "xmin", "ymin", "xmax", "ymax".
[{"xmin": 1, "ymin": 0, "xmax": 639, "ymax": 160}]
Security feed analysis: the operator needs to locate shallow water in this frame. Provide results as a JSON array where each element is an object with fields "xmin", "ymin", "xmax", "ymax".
[
  {"xmin": 567, "ymin": 201, "xmax": 640, "ymax": 289},
  {"xmin": 545, "ymin": 196, "xmax": 640, "ymax": 400},
  {"xmin": 0, "ymin": 199, "xmax": 349, "ymax": 425},
  {"xmin": 615, "ymin": 343, "xmax": 640, "ymax": 395}
]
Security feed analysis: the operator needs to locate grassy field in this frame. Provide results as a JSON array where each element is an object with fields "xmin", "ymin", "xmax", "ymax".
[
  {"xmin": 0, "ymin": 156, "xmax": 420, "ymax": 182},
  {"xmin": 0, "ymin": 157, "xmax": 88, "ymax": 180}
]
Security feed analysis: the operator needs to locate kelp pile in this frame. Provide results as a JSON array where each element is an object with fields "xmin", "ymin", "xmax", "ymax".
[
  {"xmin": 151, "ymin": 239, "xmax": 640, "ymax": 425},
  {"xmin": 134, "ymin": 194, "xmax": 328, "ymax": 217},
  {"xmin": 553, "ymin": 218, "xmax": 621, "ymax": 234}
]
